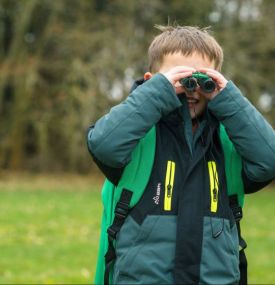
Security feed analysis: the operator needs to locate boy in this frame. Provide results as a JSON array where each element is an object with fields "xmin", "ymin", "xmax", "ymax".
[{"xmin": 87, "ymin": 25, "xmax": 275, "ymax": 284}]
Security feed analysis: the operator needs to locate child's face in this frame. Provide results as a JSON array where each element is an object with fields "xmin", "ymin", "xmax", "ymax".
[{"xmin": 159, "ymin": 52, "xmax": 215, "ymax": 119}]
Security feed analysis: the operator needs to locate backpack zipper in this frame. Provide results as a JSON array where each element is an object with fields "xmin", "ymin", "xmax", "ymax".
[
  {"xmin": 208, "ymin": 161, "xmax": 219, "ymax": 213},
  {"xmin": 164, "ymin": 160, "xmax": 176, "ymax": 211}
]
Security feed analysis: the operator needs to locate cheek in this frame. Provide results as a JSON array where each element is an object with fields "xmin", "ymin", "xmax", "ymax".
[
  {"xmin": 195, "ymin": 98, "xmax": 208, "ymax": 115},
  {"xmin": 202, "ymin": 98, "xmax": 208, "ymax": 108},
  {"xmin": 198, "ymin": 95, "xmax": 208, "ymax": 107}
]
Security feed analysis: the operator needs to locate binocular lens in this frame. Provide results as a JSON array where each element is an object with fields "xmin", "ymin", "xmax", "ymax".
[
  {"xmin": 180, "ymin": 77, "xmax": 197, "ymax": 92},
  {"xmin": 201, "ymin": 79, "xmax": 216, "ymax": 93}
]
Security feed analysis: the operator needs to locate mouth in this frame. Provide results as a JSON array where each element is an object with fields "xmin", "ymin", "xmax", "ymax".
[{"xmin": 186, "ymin": 97, "xmax": 199, "ymax": 106}]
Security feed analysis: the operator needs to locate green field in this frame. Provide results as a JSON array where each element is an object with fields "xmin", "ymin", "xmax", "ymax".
[
  {"xmin": 0, "ymin": 173, "xmax": 274, "ymax": 284},
  {"xmin": 0, "ymin": 173, "xmax": 103, "ymax": 284}
]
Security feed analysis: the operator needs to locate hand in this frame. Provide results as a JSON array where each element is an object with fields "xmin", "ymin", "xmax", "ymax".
[
  {"xmin": 161, "ymin": 66, "xmax": 196, "ymax": 95},
  {"xmin": 197, "ymin": 68, "xmax": 228, "ymax": 100}
]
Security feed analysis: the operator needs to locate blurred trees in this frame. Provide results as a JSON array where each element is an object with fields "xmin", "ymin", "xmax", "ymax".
[{"xmin": 0, "ymin": 0, "xmax": 274, "ymax": 172}]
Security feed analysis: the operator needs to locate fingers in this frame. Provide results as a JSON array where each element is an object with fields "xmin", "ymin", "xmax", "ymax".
[
  {"xmin": 174, "ymin": 85, "xmax": 186, "ymax": 95},
  {"xmin": 172, "ymin": 71, "xmax": 193, "ymax": 82},
  {"xmin": 161, "ymin": 66, "xmax": 196, "ymax": 93},
  {"xmin": 197, "ymin": 68, "xmax": 228, "ymax": 90},
  {"xmin": 168, "ymin": 66, "xmax": 196, "ymax": 75},
  {"xmin": 161, "ymin": 66, "xmax": 196, "ymax": 81}
]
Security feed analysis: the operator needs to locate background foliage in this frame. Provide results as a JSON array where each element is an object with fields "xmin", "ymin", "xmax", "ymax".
[{"xmin": 0, "ymin": 0, "xmax": 274, "ymax": 172}]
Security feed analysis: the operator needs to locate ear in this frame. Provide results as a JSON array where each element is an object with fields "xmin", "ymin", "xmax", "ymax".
[{"xmin": 143, "ymin": 72, "xmax": 153, "ymax": 81}]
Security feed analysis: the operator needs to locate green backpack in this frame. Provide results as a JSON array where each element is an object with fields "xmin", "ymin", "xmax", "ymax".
[{"xmin": 94, "ymin": 124, "xmax": 245, "ymax": 285}]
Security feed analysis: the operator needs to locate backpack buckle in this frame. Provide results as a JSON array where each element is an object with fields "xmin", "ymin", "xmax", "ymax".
[
  {"xmin": 114, "ymin": 201, "xmax": 129, "ymax": 219},
  {"xmin": 229, "ymin": 195, "xmax": 243, "ymax": 222},
  {"xmin": 232, "ymin": 205, "xmax": 243, "ymax": 222},
  {"xmin": 107, "ymin": 226, "xmax": 118, "ymax": 240}
]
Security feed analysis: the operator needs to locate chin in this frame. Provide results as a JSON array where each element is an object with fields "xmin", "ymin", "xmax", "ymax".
[{"xmin": 190, "ymin": 109, "xmax": 203, "ymax": 120}]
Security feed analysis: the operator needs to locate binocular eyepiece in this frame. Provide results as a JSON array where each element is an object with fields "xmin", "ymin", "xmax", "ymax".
[{"xmin": 179, "ymin": 72, "xmax": 216, "ymax": 93}]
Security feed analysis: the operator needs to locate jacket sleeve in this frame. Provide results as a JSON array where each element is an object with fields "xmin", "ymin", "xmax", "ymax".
[
  {"xmin": 208, "ymin": 81, "xmax": 275, "ymax": 183},
  {"xmin": 87, "ymin": 73, "xmax": 182, "ymax": 169}
]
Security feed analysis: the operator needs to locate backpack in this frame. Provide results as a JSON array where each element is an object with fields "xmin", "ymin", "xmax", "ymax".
[{"xmin": 94, "ymin": 124, "xmax": 246, "ymax": 285}]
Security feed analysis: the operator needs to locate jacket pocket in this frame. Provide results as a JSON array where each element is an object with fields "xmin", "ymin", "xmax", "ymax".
[
  {"xmin": 113, "ymin": 215, "xmax": 177, "ymax": 284},
  {"xmin": 200, "ymin": 216, "xmax": 240, "ymax": 285}
]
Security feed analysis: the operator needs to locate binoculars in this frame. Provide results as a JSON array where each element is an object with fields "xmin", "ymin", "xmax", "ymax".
[{"xmin": 179, "ymin": 72, "xmax": 216, "ymax": 93}]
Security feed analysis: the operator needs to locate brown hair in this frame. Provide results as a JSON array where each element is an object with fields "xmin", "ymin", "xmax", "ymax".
[{"xmin": 148, "ymin": 25, "xmax": 223, "ymax": 72}]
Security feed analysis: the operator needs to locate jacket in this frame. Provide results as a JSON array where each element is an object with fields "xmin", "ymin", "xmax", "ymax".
[{"xmin": 87, "ymin": 74, "xmax": 275, "ymax": 284}]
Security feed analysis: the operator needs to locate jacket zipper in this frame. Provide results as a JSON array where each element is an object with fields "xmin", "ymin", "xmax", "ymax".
[
  {"xmin": 208, "ymin": 161, "xmax": 219, "ymax": 213},
  {"xmin": 164, "ymin": 160, "xmax": 176, "ymax": 211}
]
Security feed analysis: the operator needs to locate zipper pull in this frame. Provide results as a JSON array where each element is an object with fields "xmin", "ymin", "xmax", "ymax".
[
  {"xmin": 208, "ymin": 161, "xmax": 219, "ymax": 213},
  {"xmin": 164, "ymin": 160, "xmax": 176, "ymax": 211},
  {"xmin": 213, "ymin": 188, "xmax": 218, "ymax": 202},
  {"xmin": 167, "ymin": 184, "xmax": 172, "ymax": 198}
]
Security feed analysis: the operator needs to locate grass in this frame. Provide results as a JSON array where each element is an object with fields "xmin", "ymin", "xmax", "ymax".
[
  {"xmin": 0, "ymin": 173, "xmax": 274, "ymax": 284},
  {"xmin": 0, "ymin": 173, "xmax": 103, "ymax": 284},
  {"xmin": 242, "ymin": 187, "xmax": 275, "ymax": 284}
]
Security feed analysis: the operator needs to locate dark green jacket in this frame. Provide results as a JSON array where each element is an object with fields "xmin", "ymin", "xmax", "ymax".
[{"xmin": 87, "ymin": 74, "xmax": 275, "ymax": 284}]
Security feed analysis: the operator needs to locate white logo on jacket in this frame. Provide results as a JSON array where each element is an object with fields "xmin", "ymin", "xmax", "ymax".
[{"xmin": 153, "ymin": 183, "xmax": 161, "ymax": 205}]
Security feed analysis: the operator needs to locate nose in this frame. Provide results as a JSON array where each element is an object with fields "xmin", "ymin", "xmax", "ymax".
[{"xmin": 186, "ymin": 89, "xmax": 199, "ymax": 97}]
